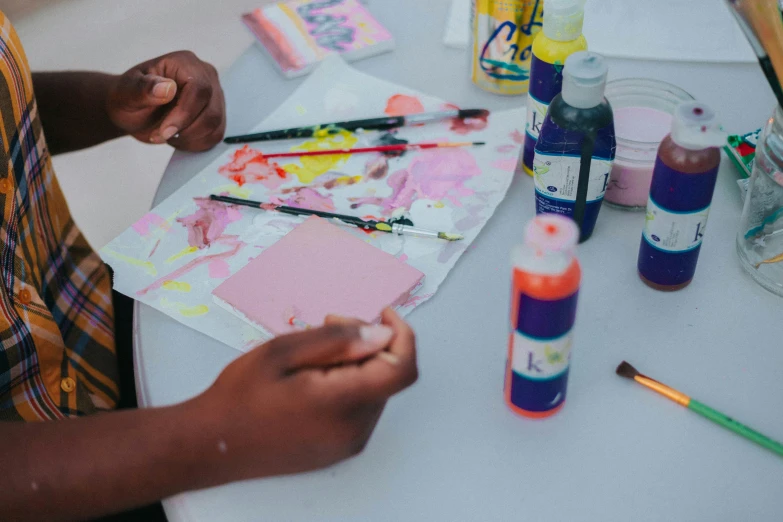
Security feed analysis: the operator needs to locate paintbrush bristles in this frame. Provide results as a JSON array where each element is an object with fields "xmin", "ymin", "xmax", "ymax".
[{"xmin": 616, "ymin": 361, "xmax": 640, "ymax": 379}]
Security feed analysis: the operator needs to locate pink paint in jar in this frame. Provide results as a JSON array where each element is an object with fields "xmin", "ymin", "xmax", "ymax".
[{"xmin": 604, "ymin": 79, "xmax": 694, "ymax": 211}]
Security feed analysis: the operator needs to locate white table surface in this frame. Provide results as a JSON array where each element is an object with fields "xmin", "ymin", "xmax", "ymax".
[{"xmin": 134, "ymin": 1, "xmax": 783, "ymax": 520}]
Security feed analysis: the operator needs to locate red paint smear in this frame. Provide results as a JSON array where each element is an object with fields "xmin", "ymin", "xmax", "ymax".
[
  {"xmin": 510, "ymin": 130, "xmax": 525, "ymax": 145},
  {"xmin": 385, "ymin": 94, "xmax": 425, "ymax": 116},
  {"xmin": 148, "ymin": 239, "xmax": 161, "ymax": 259},
  {"xmin": 443, "ymin": 103, "xmax": 489, "ymax": 135},
  {"xmin": 137, "ymin": 236, "xmax": 244, "ymax": 296},
  {"xmin": 219, "ymin": 145, "xmax": 288, "ymax": 187}
]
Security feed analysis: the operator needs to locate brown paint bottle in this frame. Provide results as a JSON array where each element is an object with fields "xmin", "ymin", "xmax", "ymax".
[{"xmin": 637, "ymin": 102, "xmax": 724, "ymax": 291}]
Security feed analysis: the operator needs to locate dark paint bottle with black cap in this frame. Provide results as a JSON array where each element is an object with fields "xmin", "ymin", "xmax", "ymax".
[{"xmin": 532, "ymin": 51, "xmax": 616, "ymax": 242}]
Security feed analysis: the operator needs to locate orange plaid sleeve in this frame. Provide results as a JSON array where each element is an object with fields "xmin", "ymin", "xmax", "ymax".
[{"xmin": 0, "ymin": 12, "xmax": 119, "ymax": 420}]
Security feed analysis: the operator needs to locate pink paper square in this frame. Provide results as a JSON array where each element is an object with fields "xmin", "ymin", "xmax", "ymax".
[{"xmin": 213, "ymin": 216, "xmax": 424, "ymax": 336}]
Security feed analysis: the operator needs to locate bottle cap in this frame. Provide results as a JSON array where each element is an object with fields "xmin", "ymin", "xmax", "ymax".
[
  {"xmin": 669, "ymin": 101, "xmax": 727, "ymax": 150},
  {"xmin": 543, "ymin": 0, "xmax": 587, "ymax": 42},
  {"xmin": 524, "ymin": 214, "xmax": 579, "ymax": 253},
  {"xmin": 561, "ymin": 52, "xmax": 608, "ymax": 109}
]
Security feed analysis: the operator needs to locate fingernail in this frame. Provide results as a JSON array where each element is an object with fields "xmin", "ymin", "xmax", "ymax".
[
  {"xmin": 160, "ymin": 126, "xmax": 178, "ymax": 141},
  {"xmin": 377, "ymin": 351, "xmax": 401, "ymax": 366},
  {"xmin": 152, "ymin": 80, "xmax": 174, "ymax": 99},
  {"xmin": 359, "ymin": 325, "xmax": 394, "ymax": 347}
]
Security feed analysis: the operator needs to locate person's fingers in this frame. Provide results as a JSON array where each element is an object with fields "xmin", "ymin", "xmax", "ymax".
[
  {"xmin": 149, "ymin": 78, "xmax": 213, "ymax": 144},
  {"xmin": 313, "ymin": 309, "xmax": 418, "ymax": 401},
  {"xmin": 324, "ymin": 315, "xmax": 368, "ymax": 327},
  {"xmin": 381, "ymin": 308, "xmax": 416, "ymax": 363},
  {"xmin": 113, "ymin": 70, "xmax": 177, "ymax": 111},
  {"xmin": 268, "ymin": 323, "xmax": 394, "ymax": 374},
  {"xmin": 166, "ymin": 86, "xmax": 226, "ymax": 151}
]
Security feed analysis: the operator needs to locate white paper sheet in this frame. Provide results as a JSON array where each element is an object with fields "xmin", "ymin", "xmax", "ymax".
[
  {"xmin": 583, "ymin": 0, "xmax": 756, "ymax": 63},
  {"xmin": 444, "ymin": 0, "xmax": 756, "ymax": 63},
  {"xmin": 101, "ymin": 57, "xmax": 525, "ymax": 352}
]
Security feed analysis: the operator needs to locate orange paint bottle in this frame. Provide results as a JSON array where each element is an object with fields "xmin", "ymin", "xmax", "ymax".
[{"xmin": 505, "ymin": 214, "xmax": 581, "ymax": 418}]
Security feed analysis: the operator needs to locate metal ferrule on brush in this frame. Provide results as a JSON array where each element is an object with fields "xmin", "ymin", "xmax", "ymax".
[
  {"xmin": 391, "ymin": 223, "xmax": 440, "ymax": 239},
  {"xmin": 404, "ymin": 111, "xmax": 459, "ymax": 125},
  {"xmin": 635, "ymin": 375, "xmax": 691, "ymax": 407}
]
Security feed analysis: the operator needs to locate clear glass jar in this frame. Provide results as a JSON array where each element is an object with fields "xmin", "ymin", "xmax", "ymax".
[
  {"xmin": 604, "ymin": 79, "xmax": 694, "ymax": 211},
  {"xmin": 736, "ymin": 105, "xmax": 783, "ymax": 297}
]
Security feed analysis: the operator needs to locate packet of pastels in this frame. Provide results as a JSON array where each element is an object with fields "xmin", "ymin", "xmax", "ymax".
[
  {"xmin": 212, "ymin": 216, "xmax": 425, "ymax": 337},
  {"xmin": 242, "ymin": 0, "xmax": 395, "ymax": 79}
]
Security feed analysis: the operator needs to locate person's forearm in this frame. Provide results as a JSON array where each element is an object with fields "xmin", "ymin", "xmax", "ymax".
[
  {"xmin": 0, "ymin": 397, "xmax": 232, "ymax": 521},
  {"xmin": 33, "ymin": 72, "xmax": 126, "ymax": 155}
]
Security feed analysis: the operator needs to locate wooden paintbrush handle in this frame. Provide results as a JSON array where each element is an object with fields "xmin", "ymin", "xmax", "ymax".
[{"xmin": 742, "ymin": 0, "xmax": 783, "ymax": 91}]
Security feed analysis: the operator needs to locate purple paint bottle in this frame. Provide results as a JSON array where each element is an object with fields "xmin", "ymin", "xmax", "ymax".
[{"xmin": 638, "ymin": 102, "xmax": 725, "ymax": 290}]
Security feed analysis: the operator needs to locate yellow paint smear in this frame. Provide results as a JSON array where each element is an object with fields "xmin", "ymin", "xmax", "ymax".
[
  {"xmin": 103, "ymin": 249, "xmax": 157, "ymax": 276},
  {"xmin": 434, "ymin": 201, "xmax": 446, "ymax": 209},
  {"xmin": 376, "ymin": 223, "xmax": 392, "ymax": 232},
  {"xmin": 161, "ymin": 297, "xmax": 209, "ymax": 317},
  {"xmin": 333, "ymin": 175, "xmax": 363, "ymax": 187},
  {"xmin": 162, "ymin": 281, "xmax": 191, "ymax": 293},
  {"xmin": 295, "ymin": 104, "xmax": 307, "ymax": 115},
  {"xmin": 166, "ymin": 246, "xmax": 199, "ymax": 264},
  {"xmin": 282, "ymin": 129, "xmax": 359, "ymax": 184},
  {"xmin": 215, "ymin": 184, "xmax": 253, "ymax": 199},
  {"xmin": 179, "ymin": 304, "xmax": 209, "ymax": 317}
]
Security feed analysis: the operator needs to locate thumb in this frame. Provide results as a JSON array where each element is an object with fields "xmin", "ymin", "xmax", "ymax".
[
  {"xmin": 270, "ymin": 323, "xmax": 394, "ymax": 373},
  {"xmin": 114, "ymin": 71, "xmax": 177, "ymax": 110}
]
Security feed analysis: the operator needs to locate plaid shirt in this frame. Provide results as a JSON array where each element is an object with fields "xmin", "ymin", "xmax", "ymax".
[{"xmin": 0, "ymin": 13, "xmax": 118, "ymax": 420}]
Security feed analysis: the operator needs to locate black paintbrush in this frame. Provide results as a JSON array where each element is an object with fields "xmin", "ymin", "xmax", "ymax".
[
  {"xmin": 209, "ymin": 194, "xmax": 463, "ymax": 241},
  {"xmin": 223, "ymin": 109, "xmax": 490, "ymax": 144}
]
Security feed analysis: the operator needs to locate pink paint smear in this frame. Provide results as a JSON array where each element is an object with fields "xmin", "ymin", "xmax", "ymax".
[
  {"xmin": 132, "ymin": 213, "xmax": 170, "ymax": 236},
  {"xmin": 208, "ymin": 259, "xmax": 232, "ymax": 279},
  {"xmin": 492, "ymin": 157, "xmax": 518, "ymax": 172},
  {"xmin": 284, "ymin": 187, "xmax": 335, "ymax": 212},
  {"xmin": 137, "ymin": 236, "xmax": 244, "ymax": 296},
  {"xmin": 350, "ymin": 148, "xmax": 481, "ymax": 215},
  {"xmin": 177, "ymin": 198, "xmax": 243, "ymax": 249},
  {"xmin": 219, "ymin": 145, "xmax": 288, "ymax": 189}
]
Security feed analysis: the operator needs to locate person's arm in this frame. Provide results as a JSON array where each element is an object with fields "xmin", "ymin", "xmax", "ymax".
[
  {"xmin": 33, "ymin": 72, "xmax": 125, "ymax": 155},
  {"xmin": 33, "ymin": 51, "xmax": 226, "ymax": 156},
  {"xmin": 0, "ymin": 310, "xmax": 418, "ymax": 522},
  {"xmin": 1, "ymin": 398, "xmax": 226, "ymax": 521}
]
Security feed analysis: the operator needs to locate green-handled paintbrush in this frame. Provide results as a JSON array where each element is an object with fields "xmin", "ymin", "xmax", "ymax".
[{"xmin": 616, "ymin": 361, "xmax": 783, "ymax": 458}]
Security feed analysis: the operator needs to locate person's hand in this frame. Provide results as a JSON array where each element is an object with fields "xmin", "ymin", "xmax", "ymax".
[
  {"xmin": 106, "ymin": 51, "xmax": 226, "ymax": 152},
  {"xmin": 199, "ymin": 308, "xmax": 418, "ymax": 481}
]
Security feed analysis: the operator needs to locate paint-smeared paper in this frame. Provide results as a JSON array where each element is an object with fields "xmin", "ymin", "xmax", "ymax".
[
  {"xmin": 244, "ymin": 0, "xmax": 395, "ymax": 78},
  {"xmin": 102, "ymin": 57, "xmax": 524, "ymax": 352}
]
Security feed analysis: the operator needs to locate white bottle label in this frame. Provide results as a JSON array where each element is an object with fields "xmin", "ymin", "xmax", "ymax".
[
  {"xmin": 526, "ymin": 94, "xmax": 548, "ymax": 140},
  {"xmin": 643, "ymin": 197, "xmax": 711, "ymax": 252},
  {"xmin": 511, "ymin": 331, "xmax": 572, "ymax": 380},
  {"xmin": 533, "ymin": 153, "xmax": 611, "ymax": 203}
]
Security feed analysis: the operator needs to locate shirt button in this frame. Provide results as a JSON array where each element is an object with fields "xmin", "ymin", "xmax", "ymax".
[
  {"xmin": 61, "ymin": 377, "xmax": 76, "ymax": 393},
  {"xmin": 0, "ymin": 178, "xmax": 10, "ymax": 194},
  {"xmin": 18, "ymin": 288, "xmax": 32, "ymax": 305}
]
